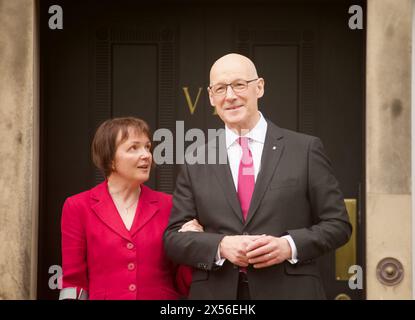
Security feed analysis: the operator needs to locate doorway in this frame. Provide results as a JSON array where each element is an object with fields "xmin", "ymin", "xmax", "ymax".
[{"xmin": 38, "ymin": 0, "xmax": 365, "ymax": 299}]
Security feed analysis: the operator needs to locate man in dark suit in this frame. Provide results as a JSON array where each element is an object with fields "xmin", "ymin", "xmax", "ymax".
[{"xmin": 164, "ymin": 53, "xmax": 352, "ymax": 299}]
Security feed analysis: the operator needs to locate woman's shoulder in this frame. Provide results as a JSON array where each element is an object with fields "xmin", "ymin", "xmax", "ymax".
[
  {"xmin": 65, "ymin": 189, "xmax": 90, "ymax": 203},
  {"xmin": 64, "ymin": 182, "xmax": 105, "ymax": 206}
]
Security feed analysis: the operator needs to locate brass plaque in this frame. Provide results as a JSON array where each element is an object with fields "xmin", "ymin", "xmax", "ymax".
[{"xmin": 335, "ymin": 199, "xmax": 357, "ymax": 281}]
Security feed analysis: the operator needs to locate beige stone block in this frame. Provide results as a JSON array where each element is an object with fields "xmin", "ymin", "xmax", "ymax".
[
  {"xmin": 366, "ymin": 193, "xmax": 412, "ymax": 299},
  {"xmin": 366, "ymin": 0, "xmax": 412, "ymax": 194},
  {"xmin": 0, "ymin": 0, "xmax": 36, "ymax": 299}
]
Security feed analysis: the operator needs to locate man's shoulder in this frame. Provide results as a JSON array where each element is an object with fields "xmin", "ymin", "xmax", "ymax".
[
  {"xmin": 281, "ymin": 127, "xmax": 318, "ymax": 143},
  {"xmin": 266, "ymin": 119, "xmax": 319, "ymax": 144}
]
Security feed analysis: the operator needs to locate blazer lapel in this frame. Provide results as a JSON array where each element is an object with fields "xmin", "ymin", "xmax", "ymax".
[
  {"xmin": 129, "ymin": 185, "xmax": 159, "ymax": 237},
  {"xmin": 210, "ymin": 132, "xmax": 244, "ymax": 223},
  {"xmin": 212, "ymin": 163, "xmax": 244, "ymax": 223},
  {"xmin": 244, "ymin": 122, "xmax": 285, "ymax": 227},
  {"xmin": 90, "ymin": 181, "xmax": 133, "ymax": 242}
]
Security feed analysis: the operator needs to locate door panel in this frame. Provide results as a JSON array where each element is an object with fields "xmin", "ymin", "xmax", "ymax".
[
  {"xmin": 254, "ymin": 45, "xmax": 299, "ymax": 131},
  {"xmin": 112, "ymin": 44, "xmax": 158, "ymax": 187},
  {"xmin": 39, "ymin": 0, "xmax": 364, "ymax": 299}
]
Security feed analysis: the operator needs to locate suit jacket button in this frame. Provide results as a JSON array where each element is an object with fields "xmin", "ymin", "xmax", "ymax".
[{"xmin": 129, "ymin": 284, "xmax": 136, "ymax": 292}]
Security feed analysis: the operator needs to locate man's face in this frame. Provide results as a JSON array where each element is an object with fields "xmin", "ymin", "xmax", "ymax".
[{"xmin": 208, "ymin": 58, "xmax": 264, "ymax": 131}]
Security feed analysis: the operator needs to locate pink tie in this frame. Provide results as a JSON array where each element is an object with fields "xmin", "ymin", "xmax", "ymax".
[{"xmin": 237, "ymin": 137, "xmax": 255, "ymax": 221}]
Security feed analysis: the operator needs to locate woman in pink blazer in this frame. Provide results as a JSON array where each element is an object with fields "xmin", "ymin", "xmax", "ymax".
[{"xmin": 60, "ymin": 117, "xmax": 200, "ymax": 300}]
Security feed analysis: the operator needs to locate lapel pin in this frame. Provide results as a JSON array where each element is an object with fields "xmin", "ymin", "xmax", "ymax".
[{"xmin": 272, "ymin": 146, "xmax": 277, "ymax": 150}]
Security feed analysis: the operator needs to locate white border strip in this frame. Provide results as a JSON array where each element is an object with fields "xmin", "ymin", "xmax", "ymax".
[{"xmin": 412, "ymin": 0, "xmax": 415, "ymax": 301}]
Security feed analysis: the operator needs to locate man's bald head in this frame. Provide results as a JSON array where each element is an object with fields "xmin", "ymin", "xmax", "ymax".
[
  {"xmin": 209, "ymin": 53, "xmax": 258, "ymax": 85},
  {"xmin": 207, "ymin": 53, "xmax": 264, "ymax": 133}
]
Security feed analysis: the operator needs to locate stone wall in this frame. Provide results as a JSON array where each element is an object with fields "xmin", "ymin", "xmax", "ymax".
[
  {"xmin": 366, "ymin": 0, "xmax": 412, "ymax": 299},
  {"xmin": 0, "ymin": 0, "xmax": 37, "ymax": 299}
]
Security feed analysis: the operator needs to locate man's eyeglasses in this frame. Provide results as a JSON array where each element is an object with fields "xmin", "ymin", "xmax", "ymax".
[{"xmin": 208, "ymin": 79, "xmax": 258, "ymax": 96}]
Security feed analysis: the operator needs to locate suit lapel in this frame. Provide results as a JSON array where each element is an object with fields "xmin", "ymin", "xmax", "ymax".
[
  {"xmin": 212, "ymin": 162, "xmax": 244, "ymax": 223},
  {"xmin": 244, "ymin": 122, "xmax": 285, "ymax": 227},
  {"xmin": 90, "ymin": 181, "xmax": 133, "ymax": 242},
  {"xmin": 129, "ymin": 185, "xmax": 159, "ymax": 237},
  {"xmin": 210, "ymin": 133, "xmax": 244, "ymax": 223}
]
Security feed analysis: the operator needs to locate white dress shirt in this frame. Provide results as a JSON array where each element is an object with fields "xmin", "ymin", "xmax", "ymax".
[{"xmin": 216, "ymin": 112, "xmax": 298, "ymax": 265}]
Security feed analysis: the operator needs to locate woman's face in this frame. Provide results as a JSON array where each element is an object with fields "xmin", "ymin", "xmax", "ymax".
[{"xmin": 111, "ymin": 128, "xmax": 152, "ymax": 184}]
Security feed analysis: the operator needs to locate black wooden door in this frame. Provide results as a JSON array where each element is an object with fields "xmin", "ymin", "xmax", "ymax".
[{"xmin": 39, "ymin": 0, "xmax": 365, "ymax": 299}]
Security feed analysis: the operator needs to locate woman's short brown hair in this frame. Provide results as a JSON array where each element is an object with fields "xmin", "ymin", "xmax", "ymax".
[{"xmin": 92, "ymin": 117, "xmax": 151, "ymax": 177}]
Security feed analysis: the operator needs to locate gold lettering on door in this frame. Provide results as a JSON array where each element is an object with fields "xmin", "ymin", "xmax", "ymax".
[{"xmin": 182, "ymin": 87, "xmax": 202, "ymax": 115}]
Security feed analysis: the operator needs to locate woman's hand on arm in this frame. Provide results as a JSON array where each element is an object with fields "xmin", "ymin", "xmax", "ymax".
[{"xmin": 178, "ymin": 219, "xmax": 204, "ymax": 232}]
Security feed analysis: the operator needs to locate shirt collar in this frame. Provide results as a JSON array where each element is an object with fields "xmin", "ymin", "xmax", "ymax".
[{"xmin": 225, "ymin": 111, "xmax": 268, "ymax": 149}]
